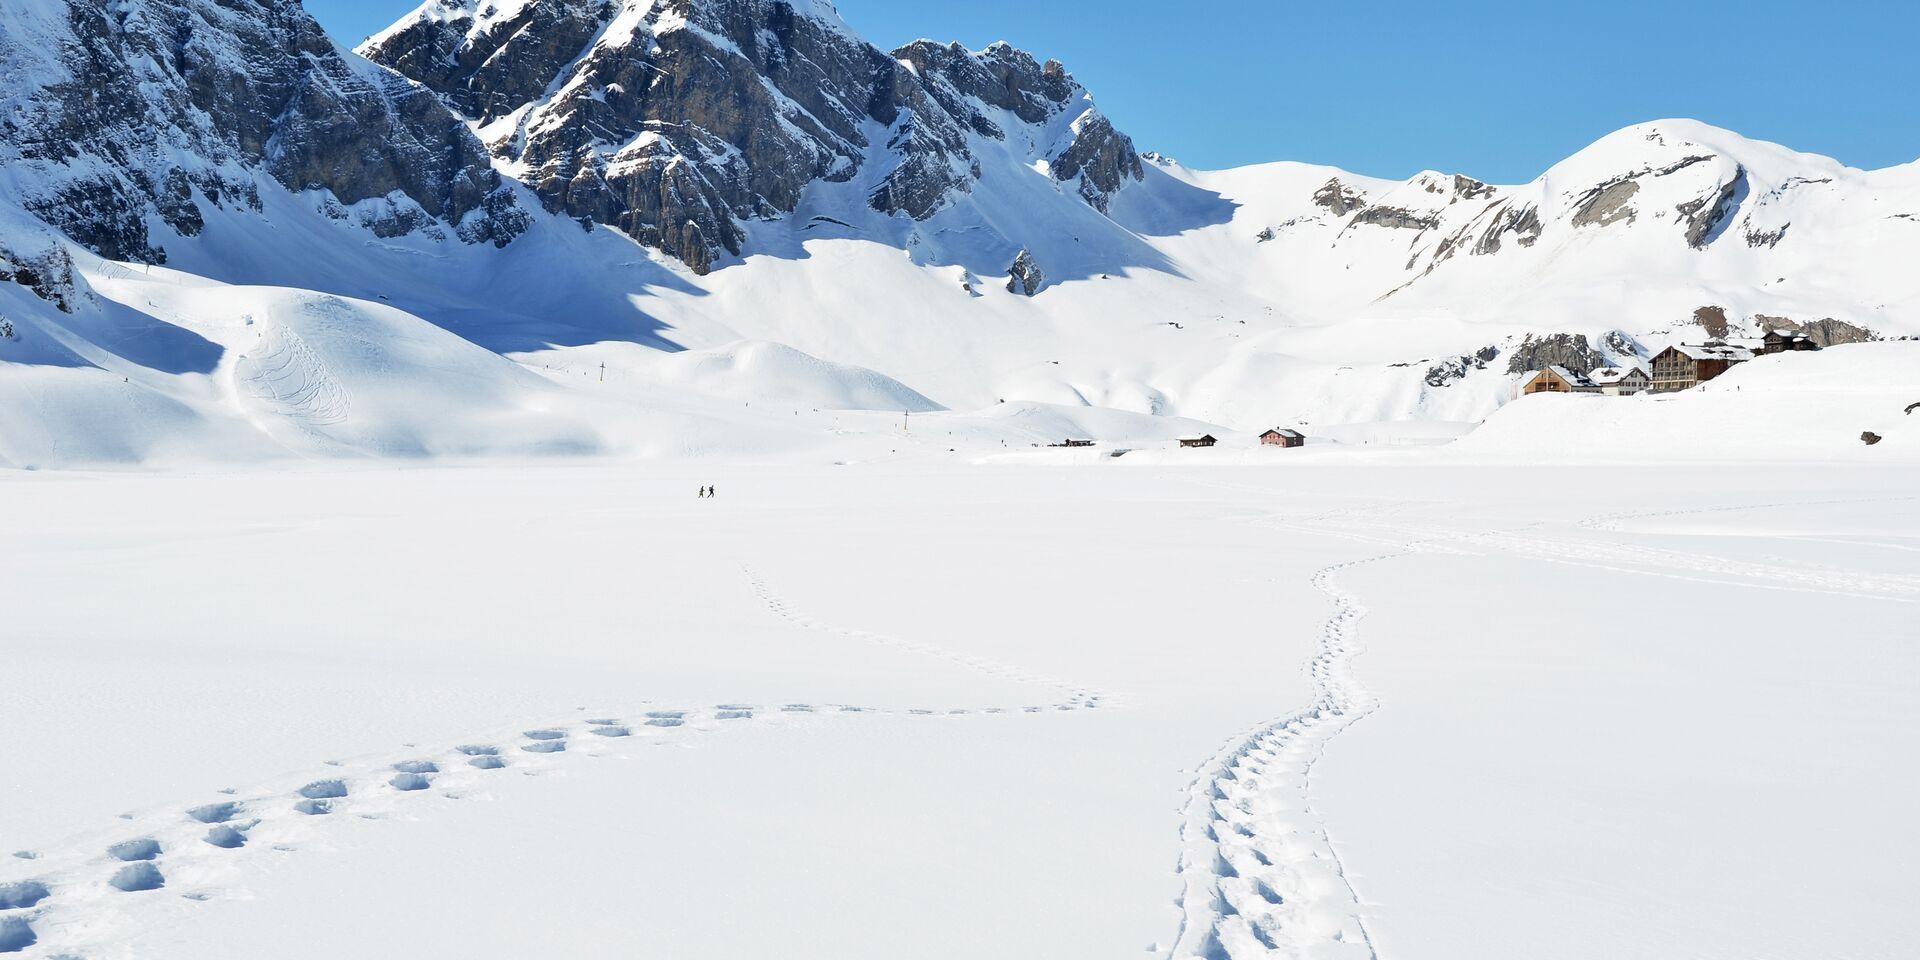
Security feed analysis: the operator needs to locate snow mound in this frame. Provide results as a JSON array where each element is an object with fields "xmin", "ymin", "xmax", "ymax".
[
  {"xmin": 1455, "ymin": 342, "xmax": 1920, "ymax": 462},
  {"xmin": 225, "ymin": 290, "xmax": 603, "ymax": 458},
  {"xmin": 645, "ymin": 340, "xmax": 942, "ymax": 412},
  {"xmin": 0, "ymin": 269, "xmax": 604, "ymax": 467}
]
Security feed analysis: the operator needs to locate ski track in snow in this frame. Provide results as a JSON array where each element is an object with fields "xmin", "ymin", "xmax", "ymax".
[
  {"xmin": 0, "ymin": 573, "xmax": 1107, "ymax": 958},
  {"xmin": 234, "ymin": 319, "xmax": 351, "ymax": 428},
  {"xmin": 745, "ymin": 566, "xmax": 1110, "ymax": 712}
]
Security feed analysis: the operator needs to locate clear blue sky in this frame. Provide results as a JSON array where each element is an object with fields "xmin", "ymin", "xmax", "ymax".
[{"xmin": 314, "ymin": 0, "xmax": 1920, "ymax": 182}]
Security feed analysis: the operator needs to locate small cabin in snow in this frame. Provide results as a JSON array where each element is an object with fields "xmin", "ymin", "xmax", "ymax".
[
  {"xmin": 1522, "ymin": 366, "xmax": 1585, "ymax": 395},
  {"xmin": 1583, "ymin": 366, "xmax": 1650, "ymax": 396},
  {"xmin": 1179, "ymin": 434, "xmax": 1218, "ymax": 448},
  {"xmin": 1260, "ymin": 428, "xmax": 1305, "ymax": 447},
  {"xmin": 1760, "ymin": 329, "xmax": 1819, "ymax": 354}
]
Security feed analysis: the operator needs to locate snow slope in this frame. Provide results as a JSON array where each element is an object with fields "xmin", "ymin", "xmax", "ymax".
[{"xmin": 1457, "ymin": 342, "xmax": 1920, "ymax": 462}]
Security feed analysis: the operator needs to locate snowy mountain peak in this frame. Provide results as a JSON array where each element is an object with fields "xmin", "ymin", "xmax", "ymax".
[
  {"xmin": 358, "ymin": 0, "xmax": 1142, "ymax": 272},
  {"xmin": 0, "ymin": 0, "xmax": 527, "ymax": 270}
]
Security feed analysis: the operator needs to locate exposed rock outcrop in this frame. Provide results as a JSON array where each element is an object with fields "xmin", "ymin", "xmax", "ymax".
[
  {"xmin": 1505, "ymin": 333, "xmax": 1605, "ymax": 375},
  {"xmin": 0, "ymin": 0, "xmax": 525, "ymax": 263},
  {"xmin": 1692, "ymin": 305, "xmax": 1732, "ymax": 339},
  {"xmin": 1752, "ymin": 315, "xmax": 1877, "ymax": 347},
  {"xmin": 0, "ymin": 236, "xmax": 82, "ymax": 313},
  {"xmin": 1424, "ymin": 346, "xmax": 1499, "ymax": 387},
  {"xmin": 1674, "ymin": 167, "xmax": 1743, "ymax": 249},
  {"xmin": 1312, "ymin": 179, "xmax": 1367, "ymax": 215},
  {"xmin": 362, "ymin": 4, "xmax": 1141, "ymax": 273},
  {"xmin": 1005, "ymin": 249, "xmax": 1044, "ymax": 296}
]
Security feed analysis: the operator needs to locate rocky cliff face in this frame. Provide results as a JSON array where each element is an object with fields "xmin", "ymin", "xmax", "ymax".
[
  {"xmin": 360, "ymin": 0, "xmax": 1142, "ymax": 273},
  {"xmin": 0, "ymin": 0, "xmax": 527, "ymax": 268}
]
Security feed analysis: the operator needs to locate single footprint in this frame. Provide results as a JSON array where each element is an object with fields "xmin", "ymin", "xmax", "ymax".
[
  {"xmin": 0, "ymin": 881, "xmax": 50, "ymax": 910},
  {"xmin": 522, "ymin": 730, "xmax": 565, "ymax": 741},
  {"xmin": 470, "ymin": 755, "xmax": 507, "ymax": 769},
  {"xmin": 6, "ymin": 853, "xmax": 34, "ymax": 862},
  {"xmin": 108, "ymin": 838, "xmax": 161, "ymax": 862},
  {"xmin": 294, "ymin": 799, "xmax": 333, "ymax": 815},
  {"xmin": 521, "ymin": 741, "xmax": 565, "ymax": 754},
  {"xmin": 584, "ymin": 719, "xmax": 621, "ymax": 727},
  {"xmin": 299, "ymin": 779, "xmax": 349, "ymax": 800},
  {"xmin": 588, "ymin": 726, "xmax": 631, "ymax": 738},
  {"xmin": 393, "ymin": 760, "xmax": 439, "ymax": 775},
  {"xmin": 109, "ymin": 862, "xmax": 165, "ymax": 892},
  {"xmin": 643, "ymin": 711, "xmax": 684, "ymax": 720},
  {"xmin": 782, "ymin": 704, "xmax": 815, "ymax": 713},
  {"xmin": 456, "ymin": 745, "xmax": 498, "ymax": 757},
  {"xmin": 0, "ymin": 916, "xmax": 34, "ymax": 954},
  {"xmin": 390, "ymin": 772, "xmax": 433, "ymax": 791},
  {"xmin": 187, "ymin": 802, "xmax": 242, "ymax": 824},
  {"xmin": 644, "ymin": 717, "xmax": 684, "ymax": 728},
  {"xmin": 204, "ymin": 825, "xmax": 248, "ymax": 849}
]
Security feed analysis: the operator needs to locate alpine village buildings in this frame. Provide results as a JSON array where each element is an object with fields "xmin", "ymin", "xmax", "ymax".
[{"xmin": 1526, "ymin": 328, "xmax": 1823, "ymax": 398}]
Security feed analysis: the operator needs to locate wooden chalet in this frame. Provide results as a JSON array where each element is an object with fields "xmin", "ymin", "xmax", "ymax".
[
  {"xmin": 1259, "ymin": 428, "xmax": 1305, "ymax": 447},
  {"xmin": 1760, "ymin": 329, "xmax": 1819, "ymax": 354},
  {"xmin": 1178, "ymin": 434, "xmax": 1218, "ymax": 448},
  {"xmin": 1049, "ymin": 438, "xmax": 1095, "ymax": 447},
  {"xmin": 1648, "ymin": 342, "xmax": 1753, "ymax": 393},
  {"xmin": 1521, "ymin": 365, "xmax": 1584, "ymax": 395}
]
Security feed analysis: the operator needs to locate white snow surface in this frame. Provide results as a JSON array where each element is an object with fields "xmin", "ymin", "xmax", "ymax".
[{"xmin": 2, "ymin": 460, "xmax": 1917, "ymax": 960}]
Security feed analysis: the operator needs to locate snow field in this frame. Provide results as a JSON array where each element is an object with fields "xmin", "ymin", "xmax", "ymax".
[{"xmin": 4, "ymin": 462, "xmax": 1917, "ymax": 959}]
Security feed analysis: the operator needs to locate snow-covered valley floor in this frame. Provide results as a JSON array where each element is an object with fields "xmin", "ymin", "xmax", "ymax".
[{"xmin": 2, "ymin": 460, "xmax": 1915, "ymax": 959}]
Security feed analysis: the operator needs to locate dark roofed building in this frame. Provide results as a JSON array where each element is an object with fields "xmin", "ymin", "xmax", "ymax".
[
  {"xmin": 1760, "ymin": 329, "xmax": 1819, "ymax": 354},
  {"xmin": 1649, "ymin": 342, "xmax": 1753, "ymax": 393},
  {"xmin": 1260, "ymin": 428, "xmax": 1305, "ymax": 447},
  {"xmin": 1179, "ymin": 434, "xmax": 1217, "ymax": 448}
]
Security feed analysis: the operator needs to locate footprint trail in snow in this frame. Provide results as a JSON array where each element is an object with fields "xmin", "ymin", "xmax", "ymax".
[{"xmin": 0, "ymin": 572, "xmax": 1108, "ymax": 958}]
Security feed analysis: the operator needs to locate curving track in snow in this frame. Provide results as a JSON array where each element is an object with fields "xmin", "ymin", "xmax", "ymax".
[{"xmin": 1170, "ymin": 553, "xmax": 1390, "ymax": 960}]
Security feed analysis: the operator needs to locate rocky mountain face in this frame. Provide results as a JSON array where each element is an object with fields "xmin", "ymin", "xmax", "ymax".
[
  {"xmin": 0, "ymin": 0, "xmax": 528, "ymax": 288},
  {"xmin": 360, "ymin": 0, "xmax": 1142, "ymax": 273}
]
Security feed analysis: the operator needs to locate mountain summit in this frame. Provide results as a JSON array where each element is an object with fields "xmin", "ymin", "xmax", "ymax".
[{"xmin": 360, "ymin": 0, "xmax": 1141, "ymax": 273}]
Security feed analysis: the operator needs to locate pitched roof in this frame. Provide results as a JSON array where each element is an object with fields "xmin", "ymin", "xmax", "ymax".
[
  {"xmin": 1262, "ymin": 428, "xmax": 1304, "ymax": 438},
  {"xmin": 1588, "ymin": 365, "xmax": 1647, "ymax": 384},
  {"xmin": 1673, "ymin": 343, "xmax": 1754, "ymax": 361},
  {"xmin": 1537, "ymin": 365, "xmax": 1592, "ymax": 387}
]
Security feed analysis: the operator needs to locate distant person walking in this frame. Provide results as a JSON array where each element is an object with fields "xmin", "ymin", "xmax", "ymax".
[{"xmin": 697, "ymin": 485, "xmax": 708, "ymax": 498}]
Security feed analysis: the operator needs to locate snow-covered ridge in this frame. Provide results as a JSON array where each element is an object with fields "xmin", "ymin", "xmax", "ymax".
[
  {"xmin": 2, "ymin": 0, "xmax": 1918, "ymax": 468},
  {"xmin": 357, "ymin": 0, "xmax": 1142, "ymax": 273}
]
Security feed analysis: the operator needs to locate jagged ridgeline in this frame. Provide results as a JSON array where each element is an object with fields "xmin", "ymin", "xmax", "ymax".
[
  {"xmin": 358, "ymin": 0, "xmax": 1142, "ymax": 274},
  {"xmin": 0, "ymin": 0, "xmax": 529, "ymax": 270}
]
